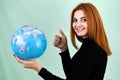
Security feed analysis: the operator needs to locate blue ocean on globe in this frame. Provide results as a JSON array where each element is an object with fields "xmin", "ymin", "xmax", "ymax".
[{"xmin": 11, "ymin": 25, "xmax": 47, "ymax": 60}]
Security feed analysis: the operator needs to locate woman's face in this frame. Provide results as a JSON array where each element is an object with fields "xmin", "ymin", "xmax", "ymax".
[{"xmin": 72, "ymin": 10, "xmax": 88, "ymax": 38}]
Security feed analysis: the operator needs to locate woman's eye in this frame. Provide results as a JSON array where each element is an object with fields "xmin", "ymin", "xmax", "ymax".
[
  {"xmin": 81, "ymin": 17, "xmax": 86, "ymax": 22},
  {"xmin": 72, "ymin": 18, "xmax": 77, "ymax": 23}
]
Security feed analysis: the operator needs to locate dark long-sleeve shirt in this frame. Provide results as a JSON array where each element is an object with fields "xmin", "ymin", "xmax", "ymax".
[{"xmin": 38, "ymin": 38, "xmax": 107, "ymax": 80}]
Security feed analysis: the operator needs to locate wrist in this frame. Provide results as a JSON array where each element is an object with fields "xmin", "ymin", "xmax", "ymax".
[
  {"xmin": 61, "ymin": 45, "xmax": 68, "ymax": 52},
  {"xmin": 34, "ymin": 64, "xmax": 42, "ymax": 73}
]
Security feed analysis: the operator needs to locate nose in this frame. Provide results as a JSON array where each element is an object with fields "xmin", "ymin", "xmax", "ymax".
[{"xmin": 76, "ymin": 20, "xmax": 82, "ymax": 27}]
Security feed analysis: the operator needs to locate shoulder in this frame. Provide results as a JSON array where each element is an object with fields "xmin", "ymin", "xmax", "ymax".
[{"xmin": 85, "ymin": 41, "xmax": 107, "ymax": 61}]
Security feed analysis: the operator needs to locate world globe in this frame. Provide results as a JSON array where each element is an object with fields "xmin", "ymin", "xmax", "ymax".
[{"xmin": 11, "ymin": 25, "xmax": 47, "ymax": 60}]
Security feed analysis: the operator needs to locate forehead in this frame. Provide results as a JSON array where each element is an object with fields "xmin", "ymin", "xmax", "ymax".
[{"xmin": 74, "ymin": 10, "xmax": 85, "ymax": 18}]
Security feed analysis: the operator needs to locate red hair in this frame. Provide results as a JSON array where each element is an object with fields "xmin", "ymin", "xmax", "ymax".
[{"xmin": 70, "ymin": 3, "xmax": 112, "ymax": 56}]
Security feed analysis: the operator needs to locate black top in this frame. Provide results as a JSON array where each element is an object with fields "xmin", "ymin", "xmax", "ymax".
[{"xmin": 38, "ymin": 38, "xmax": 107, "ymax": 80}]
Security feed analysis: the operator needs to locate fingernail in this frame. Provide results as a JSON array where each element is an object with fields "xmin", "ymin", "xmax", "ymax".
[{"xmin": 13, "ymin": 54, "xmax": 15, "ymax": 56}]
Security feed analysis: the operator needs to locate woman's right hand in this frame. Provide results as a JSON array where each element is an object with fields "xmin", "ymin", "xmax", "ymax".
[
  {"xmin": 14, "ymin": 55, "xmax": 42, "ymax": 73},
  {"xmin": 54, "ymin": 29, "xmax": 68, "ymax": 52}
]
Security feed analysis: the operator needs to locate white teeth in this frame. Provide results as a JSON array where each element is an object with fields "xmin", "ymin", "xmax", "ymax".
[
  {"xmin": 74, "ymin": 26, "xmax": 85, "ymax": 33},
  {"xmin": 79, "ymin": 27, "xmax": 84, "ymax": 32}
]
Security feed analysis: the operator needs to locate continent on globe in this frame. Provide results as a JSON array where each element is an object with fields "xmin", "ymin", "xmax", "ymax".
[{"xmin": 11, "ymin": 25, "xmax": 47, "ymax": 60}]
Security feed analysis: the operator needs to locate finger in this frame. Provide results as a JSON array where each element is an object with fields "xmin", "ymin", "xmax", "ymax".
[
  {"xmin": 59, "ymin": 29, "xmax": 65, "ymax": 37},
  {"xmin": 13, "ymin": 55, "xmax": 20, "ymax": 61},
  {"xmin": 55, "ymin": 35, "xmax": 61, "ymax": 41},
  {"xmin": 54, "ymin": 40, "xmax": 59, "ymax": 46},
  {"xmin": 14, "ymin": 55, "xmax": 24, "ymax": 63}
]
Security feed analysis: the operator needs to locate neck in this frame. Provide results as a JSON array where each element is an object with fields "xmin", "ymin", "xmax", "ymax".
[{"xmin": 82, "ymin": 35, "xmax": 89, "ymax": 39}]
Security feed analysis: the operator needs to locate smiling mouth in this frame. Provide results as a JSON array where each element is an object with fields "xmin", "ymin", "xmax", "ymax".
[{"xmin": 76, "ymin": 27, "xmax": 85, "ymax": 32}]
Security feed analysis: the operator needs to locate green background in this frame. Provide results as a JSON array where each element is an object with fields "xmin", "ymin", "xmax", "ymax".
[{"xmin": 0, "ymin": 0, "xmax": 120, "ymax": 80}]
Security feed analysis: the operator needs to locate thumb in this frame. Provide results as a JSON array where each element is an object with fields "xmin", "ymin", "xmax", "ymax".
[{"xmin": 59, "ymin": 29, "xmax": 65, "ymax": 37}]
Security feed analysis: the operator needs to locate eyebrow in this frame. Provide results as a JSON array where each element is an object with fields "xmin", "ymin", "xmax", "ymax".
[
  {"xmin": 80, "ymin": 16, "xmax": 86, "ymax": 19},
  {"xmin": 73, "ymin": 16, "xmax": 86, "ymax": 19}
]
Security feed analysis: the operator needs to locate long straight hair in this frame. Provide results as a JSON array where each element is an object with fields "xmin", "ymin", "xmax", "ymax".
[{"xmin": 70, "ymin": 3, "xmax": 112, "ymax": 56}]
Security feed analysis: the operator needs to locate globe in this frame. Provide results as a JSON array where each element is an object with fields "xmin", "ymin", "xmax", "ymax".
[{"xmin": 11, "ymin": 25, "xmax": 47, "ymax": 60}]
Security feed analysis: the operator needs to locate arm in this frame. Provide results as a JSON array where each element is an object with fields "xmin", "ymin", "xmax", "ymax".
[
  {"xmin": 14, "ymin": 56, "xmax": 65, "ymax": 80},
  {"xmin": 38, "ymin": 68, "xmax": 64, "ymax": 80},
  {"xmin": 38, "ymin": 29, "xmax": 68, "ymax": 79},
  {"xmin": 59, "ymin": 49, "xmax": 71, "ymax": 79}
]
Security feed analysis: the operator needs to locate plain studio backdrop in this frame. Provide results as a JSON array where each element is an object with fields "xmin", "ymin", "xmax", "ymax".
[{"xmin": 0, "ymin": 0, "xmax": 120, "ymax": 80}]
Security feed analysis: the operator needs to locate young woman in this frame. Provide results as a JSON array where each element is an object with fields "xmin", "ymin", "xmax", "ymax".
[{"xmin": 14, "ymin": 2, "xmax": 112, "ymax": 80}]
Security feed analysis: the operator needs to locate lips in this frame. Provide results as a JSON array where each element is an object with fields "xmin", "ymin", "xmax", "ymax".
[
  {"xmin": 79, "ymin": 27, "xmax": 85, "ymax": 32},
  {"xmin": 75, "ymin": 26, "xmax": 85, "ymax": 33}
]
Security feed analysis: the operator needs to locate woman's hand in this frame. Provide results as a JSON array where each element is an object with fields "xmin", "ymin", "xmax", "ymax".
[
  {"xmin": 14, "ymin": 55, "xmax": 42, "ymax": 73},
  {"xmin": 54, "ymin": 29, "xmax": 68, "ymax": 52}
]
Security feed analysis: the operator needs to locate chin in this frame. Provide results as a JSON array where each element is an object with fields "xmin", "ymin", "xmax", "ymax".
[{"xmin": 77, "ymin": 33, "xmax": 88, "ymax": 37}]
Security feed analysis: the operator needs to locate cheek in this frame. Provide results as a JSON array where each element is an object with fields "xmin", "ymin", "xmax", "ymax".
[
  {"xmin": 84, "ymin": 26, "xmax": 88, "ymax": 33},
  {"xmin": 72, "ymin": 23, "xmax": 76, "ymax": 29},
  {"xmin": 84, "ymin": 22, "xmax": 87, "ymax": 27}
]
